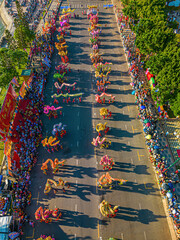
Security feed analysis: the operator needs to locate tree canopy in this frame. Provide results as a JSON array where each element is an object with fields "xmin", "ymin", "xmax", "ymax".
[
  {"xmin": 122, "ymin": 0, "xmax": 179, "ymax": 116},
  {"xmin": 146, "ymin": 42, "xmax": 180, "ymax": 115},
  {"xmin": 0, "ymin": 48, "xmax": 28, "ymax": 87},
  {"xmin": 14, "ymin": 0, "xmax": 35, "ymax": 49}
]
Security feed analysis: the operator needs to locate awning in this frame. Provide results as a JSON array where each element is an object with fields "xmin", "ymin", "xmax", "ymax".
[{"xmin": 0, "ymin": 216, "xmax": 12, "ymax": 240}]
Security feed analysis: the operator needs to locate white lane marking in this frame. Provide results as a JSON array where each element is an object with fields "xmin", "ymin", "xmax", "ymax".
[
  {"xmin": 78, "ymin": 112, "xmax": 80, "ymax": 116},
  {"xmin": 121, "ymin": 233, "xmax": 124, "ymax": 240},
  {"xmin": 144, "ymin": 231, "xmax": 147, "ymax": 240},
  {"xmin": 76, "ymin": 159, "xmax": 78, "ymax": 165},
  {"xmin": 125, "ymin": 125, "xmax": 127, "ymax": 130},
  {"xmin": 123, "ymin": 111, "xmax": 124, "ymax": 114},
  {"xmin": 139, "ymin": 203, "xmax": 142, "ymax": 210},
  {"xmin": 131, "ymin": 158, "xmax": 133, "ymax": 164},
  {"xmin": 74, "ymin": 234, "xmax": 76, "ymax": 240},
  {"xmin": 76, "ymin": 180, "xmax": 78, "ymax": 186},
  {"xmin": 119, "ymin": 87, "xmax": 121, "ymax": 90},
  {"xmin": 134, "ymin": 179, "xmax": 137, "ymax": 183},
  {"xmin": 96, "ymin": 161, "xmax": 98, "ymax": 165},
  {"xmin": 94, "ymin": 113, "xmax": 96, "ymax": 116},
  {"xmin": 75, "ymin": 204, "xmax": 77, "ymax": 212},
  {"xmin": 77, "ymin": 141, "xmax": 79, "ymax": 147},
  {"xmin": 77, "ymin": 125, "xmax": 79, "ymax": 130},
  {"xmin": 128, "ymin": 141, "xmax": 130, "ymax": 145}
]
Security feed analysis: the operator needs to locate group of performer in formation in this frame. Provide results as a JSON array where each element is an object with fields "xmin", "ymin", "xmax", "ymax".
[
  {"xmin": 17, "ymin": 3, "xmax": 130, "ymax": 238},
  {"xmin": 87, "ymin": 5, "xmax": 127, "ymax": 218},
  {"xmin": 33, "ymin": 7, "xmax": 82, "ymax": 239}
]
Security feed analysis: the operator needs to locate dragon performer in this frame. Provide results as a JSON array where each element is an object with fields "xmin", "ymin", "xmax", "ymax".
[
  {"xmin": 100, "ymin": 108, "xmax": 112, "ymax": 119},
  {"xmin": 44, "ymin": 178, "xmax": 69, "ymax": 194},
  {"xmin": 36, "ymin": 236, "xmax": 55, "ymax": 240},
  {"xmin": 91, "ymin": 136, "xmax": 111, "ymax": 148},
  {"xmin": 96, "ymin": 122, "xmax": 109, "ymax": 136},
  {"xmin": 98, "ymin": 172, "xmax": 127, "ymax": 189},
  {"xmin": 99, "ymin": 200, "xmax": 119, "ymax": 218},
  {"xmin": 35, "ymin": 206, "xmax": 62, "ymax": 223},
  {"xmin": 41, "ymin": 158, "xmax": 66, "ymax": 174},
  {"xmin": 100, "ymin": 155, "xmax": 114, "ymax": 170}
]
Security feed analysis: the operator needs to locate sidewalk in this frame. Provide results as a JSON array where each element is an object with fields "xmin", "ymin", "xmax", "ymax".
[{"xmin": 111, "ymin": 0, "xmax": 180, "ymax": 239}]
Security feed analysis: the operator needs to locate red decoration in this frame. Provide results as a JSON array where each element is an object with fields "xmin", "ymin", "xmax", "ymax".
[{"xmin": 0, "ymin": 84, "xmax": 17, "ymax": 137}]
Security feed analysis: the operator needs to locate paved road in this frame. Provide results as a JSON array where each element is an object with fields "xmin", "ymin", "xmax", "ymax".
[{"xmin": 24, "ymin": 1, "xmax": 172, "ymax": 240}]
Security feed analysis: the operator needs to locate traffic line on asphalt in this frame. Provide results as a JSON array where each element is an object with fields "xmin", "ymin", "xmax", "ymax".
[
  {"xmin": 137, "ymin": 151, "xmax": 144, "ymax": 161},
  {"xmin": 78, "ymin": 111, "xmax": 80, "ymax": 116},
  {"xmin": 123, "ymin": 110, "xmax": 124, "ymax": 115},
  {"xmin": 125, "ymin": 124, "xmax": 127, "ymax": 130},
  {"xmin": 32, "ymin": 191, "xmax": 39, "ymax": 206},
  {"xmin": 131, "ymin": 158, "xmax": 134, "ymax": 164},
  {"xmin": 128, "ymin": 106, "xmax": 130, "ymax": 112},
  {"xmin": 132, "ymin": 125, "xmax": 138, "ymax": 134},
  {"xmin": 96, "ymin": 179, "xmax": 98, "ymax": 194},
  {"xmin": 37, "ymin": 158, "xmax": 44, "ymax": 166},
  {"xmin": 139, "ymin": 203, "xmax": 142, "ymax": 210},
  {"xmin": 77, "ymin": 141, "xmax": 79, "ymax": 147},
  {"xmin": 26, "ymin": 228, "xmax": 35, "ymax": 239},
  {"xmin": 121, "ymin": 233, "xmax": 124, "ymax": 240},
  {"xmin": 76, "ymin": 180, "xmax": 78, "ymax": 187},
  {"xmin": 144, "ymin": 231, "xmax": 147, "ymax": 240},
  {"xmin": 144, "ymin": 182, "xmax": 152, "ymax": 189},
  {"xmin": 75, "ymin": 204, "xmax": 77, "ymax": 212},
  {"xmin": 77, "ymin": 125, "xmax": 79, "ymax": 130},
  {"xmin": 76, "ymin": 159, "xmax": 79, "ymax": 166},
  {"xmin": 134, "ymin": 179, "xmax": 137, "ymax": 183},
  {"xmin": 128, "ymin": 141, "xmax": 130, "ymax": 145},
  {"xmin": 74, "ymin": 233, "xmax": 76, "ymax": 240},
  {"xmin": 98, "ymin": 220, "xmax": 100, "ymax": 239},
  {"xmin": 37, "ymin": 192, "xmax": 39, "ymax": 205}
]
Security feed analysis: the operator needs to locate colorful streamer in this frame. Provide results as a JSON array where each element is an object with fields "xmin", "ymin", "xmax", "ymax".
[
  {"xmin": 51, "ymin": 93, "xmax": 83, "ymax": 98},
  {"xmin": 44, "ymin": 105, "xmax": 62, "ymax": 114},
  {"xmin": 54, "ymin": 82, "xmax": 77, "ymax": 90}
]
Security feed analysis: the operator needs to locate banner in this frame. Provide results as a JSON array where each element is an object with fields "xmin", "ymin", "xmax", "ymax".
[
  {"xmin": 4, "ymin": 138, "xmax": 12, "ymax": 157},
  {"xmin": 27, "ymin": 73, "xmax": 34, "ymax": 87},
  {"xmin": 19, "ymin": 81, "xmax": 27, "ymax": 98},
  {"xmin": 0, "ymin": 84, "xmax": 17, "ymax": 137},
  {"xmin": 11, "ymin": 77, "xmax": 20, "ymax": 87}
]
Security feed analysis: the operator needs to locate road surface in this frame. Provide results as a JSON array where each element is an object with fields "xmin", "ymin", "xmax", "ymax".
[{"xmin": 24, "ymin": 1, "xmax": 172, "ymax": 240}]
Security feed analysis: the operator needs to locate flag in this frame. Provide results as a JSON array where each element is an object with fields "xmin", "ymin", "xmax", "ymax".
[
  {"xmin": 19, "ymin": 81, "xmax": 27, "ymax": 98},
  {"xmin": 11, "ymin": 77, "xmax": 20, "ymax": 87}
]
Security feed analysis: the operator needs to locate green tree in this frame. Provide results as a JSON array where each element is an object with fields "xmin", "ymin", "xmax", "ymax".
[
  {"xmin": 14, "ymin": 0, "xmax": 35, "ymax": 49},
  {"xmin": 122, "ymin": 0, "xmax": 139, "ymax": 22},
  {"xmin": 4, "ymin": 29, "xmax": 17, "ymax": 50},
  {"xmin": 0, "ymin": 48, "xmax": 28, "ymax": 87},
  {"xmin": 135, "ymin": 18, "xmax": 175, "ymax": 54},
  {"xmin": 147, "ymin": 43, "xmax": 180, "ymax": 115},
  {"xmin": 11, "ymin": 49, "xmax": 28, "ymax": 69}
]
